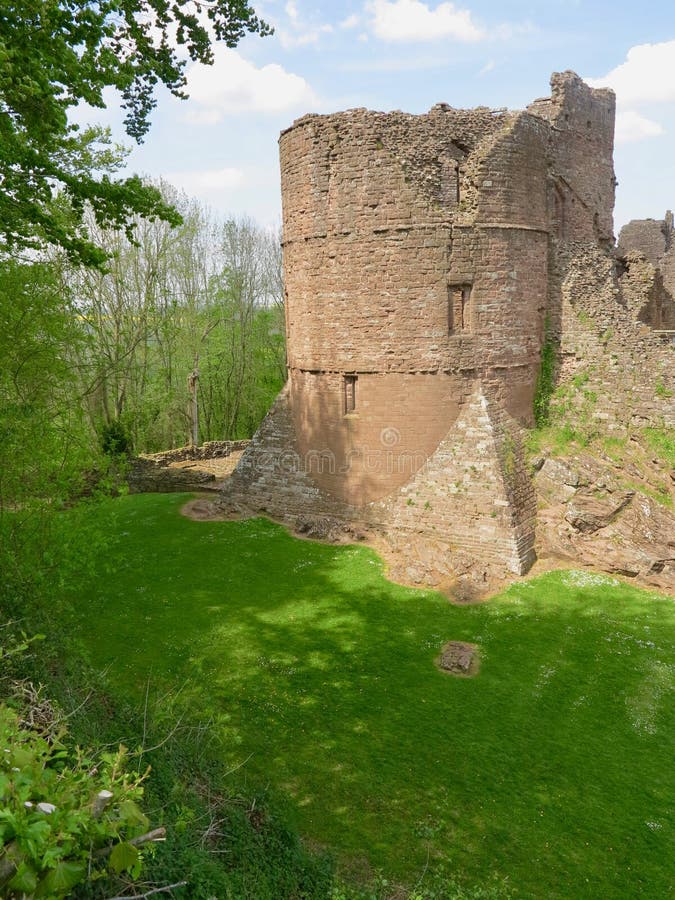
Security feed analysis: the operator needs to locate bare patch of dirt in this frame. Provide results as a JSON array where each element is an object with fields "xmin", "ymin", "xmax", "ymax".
[
  {"xmin": 436, "ymin": 641, "xmax": 480, "ymax": 677},
  {"xmin": 180, "ymin": 497, "xmax": 233, "ymax": 521}
]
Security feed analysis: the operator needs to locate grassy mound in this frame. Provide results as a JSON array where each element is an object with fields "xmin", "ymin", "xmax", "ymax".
[{"xmin": 59, "ymin": 494, "xmax": 673, "ymax": 898}]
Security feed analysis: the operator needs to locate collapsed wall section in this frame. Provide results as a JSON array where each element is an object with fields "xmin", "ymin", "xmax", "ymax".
[
  {"xmin": 523, "ymin": 75, "xmax": 673, "ymax": 436},
  {"xmin": 618, "ymin": 212, "xmax": 675, "ymax": 330}
]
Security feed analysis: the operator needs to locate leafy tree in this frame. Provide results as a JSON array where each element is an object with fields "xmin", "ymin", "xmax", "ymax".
[
  {"xmin": 0, "ymin": 259, "xmax": 91, "ymax": 508},
  {"xmin": 0, "ymin": 0, "xmax": 271, "ymax": 264},
  {"xmin": 0, "ymin": 258, "xmax": 99, "ymax": 601},
  {"xmin": 68, "ymin": 186, "xmax": 285, "ymax": 450}
]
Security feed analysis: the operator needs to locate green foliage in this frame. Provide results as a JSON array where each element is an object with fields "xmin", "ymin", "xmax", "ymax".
[
  {"xmin": 5, "ymin": 621, "xmax": 336, "ymax": 900},
  {"xmin": 0, "ymin": 0, "xmax": 271, "ymax": 263},
  {"xmin": 0, "ymin": 260, "xmax": 92, "ymax": 503},
  {"xmin": 0, "ymin": 630, "xmax": 45, "ymax": 665},
  {"xmin": 100, "ymin": 419, "xmax": 132, "ymax": 457},
  {"xmin": 654, "ymin": 379, "xmax": 673, "ymax": 399},
  {"xmin": 138, "ymin": 786, "xmax": 334, "ymax": 900},
  {"xmin": 533, "ymin": 331, "xmax": 557, "ymax": 427},
  {"xmin": 58, "ymin": 494, "xmax": 674, "ymax": 899},
  {"xmin": 0, "ymin": 707, "xmax": 149, "ymax": 899},
  {"xmin": 643, "ymin": 427, "xmax": 675, "ymax": 468},
  {"xmin": 528, "ymin": 362, "xmax": 604, "ymax": 457},
  {"xmin": 69, "ymin": 199, "xmax": 286, "ymax": 450},
  {"xmin": 0, "ymin": 259, "xmax": 117, "ymax": 609},
  {"xmin": 0, "ymin": 261, "xmax": 73, "ymax": 586}
]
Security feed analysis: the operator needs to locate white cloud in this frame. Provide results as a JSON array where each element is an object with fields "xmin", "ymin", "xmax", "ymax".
[
  {"xmin": 367, "ymin": 0, "xmax": 485, "ymax": 43},
  {"xmin": 184, "ymin": 48, "xmax": 318, "ymax": 120},
  {"xmin": 614, "ymin": 110, "xmax": 665, "ymax": 144},
  {"xmin": 478, "ymin": 60, "xmax": 495, "ymax": 76},
  {"xmin": 587, "ymin": 40, "xmax": 675, "ymax": 144},
  {"xmin": 165, "ymin": 167, "xmax": 246, "ymax": 193},
  {"xmin": 340, "ymin": 14, "xmax": 361, "ymax": 29},
  {"xmin": 587, "ymin": 40, "xmax": 675, "ymax": 106},
  {"xmin": 274, "ymin": 0, "xmax": 335, "ymax": 47},
  {"xmin": 278, "ymin": 21, "xmax": 333, "ymax": 48}
]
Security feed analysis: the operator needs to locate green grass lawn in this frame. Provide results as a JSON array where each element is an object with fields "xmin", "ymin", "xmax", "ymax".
[{"xmin": 63, "ymin": 493, "xmax": 673, "ymax": 898}]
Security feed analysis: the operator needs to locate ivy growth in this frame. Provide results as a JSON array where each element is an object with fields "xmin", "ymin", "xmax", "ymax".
[{"xmin": 533, "ymin": 327, "xmax": 558, "ymax": 428}]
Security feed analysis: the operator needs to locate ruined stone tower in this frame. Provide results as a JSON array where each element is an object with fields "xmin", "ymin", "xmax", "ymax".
[{"xmin": 221, "ymin": 72, "xmax": 619, "ymax": 582}]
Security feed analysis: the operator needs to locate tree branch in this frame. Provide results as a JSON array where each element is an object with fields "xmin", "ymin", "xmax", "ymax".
[{"xmin": 105, "ymin": 880, "xmax": 187, "ymax": 900}]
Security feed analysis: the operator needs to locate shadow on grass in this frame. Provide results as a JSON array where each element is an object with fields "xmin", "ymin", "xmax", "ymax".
[{"xmin": 61, "ymin": 494, "xmax": 674, "ymax": 900}]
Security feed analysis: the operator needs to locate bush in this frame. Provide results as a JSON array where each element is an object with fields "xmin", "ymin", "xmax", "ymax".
[
  {"xmin": 0, "ymin": 704, "xmax": 152, "ymax": 898},
  {"xmin": 100, "ymin": 419, "xmax": 132, "ymax": 457}
]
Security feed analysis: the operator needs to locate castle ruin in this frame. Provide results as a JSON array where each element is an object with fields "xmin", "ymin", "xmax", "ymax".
[
  {"xmin": 617, "ymin": 211, "xmax": 675, "ymax": 330},
  {"xmin": 221, "ymin": 72, "xmax": 673, "ymax": 587}
]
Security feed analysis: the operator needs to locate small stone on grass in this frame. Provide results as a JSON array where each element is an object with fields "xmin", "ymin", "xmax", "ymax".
[{"xmin": 436, "ymin": 641, "xmax": 480, "ymax": 677}]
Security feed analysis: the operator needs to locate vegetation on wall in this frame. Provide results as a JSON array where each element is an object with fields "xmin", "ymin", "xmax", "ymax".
[{"xmin": 532, "ymin": 327, "xmax": 558, "ymax": 428}]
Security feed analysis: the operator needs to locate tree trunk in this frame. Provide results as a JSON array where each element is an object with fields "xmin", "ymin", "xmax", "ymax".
[{"xmin": 187, "ymin": 354, "xmax": 199, "ymax": 447}]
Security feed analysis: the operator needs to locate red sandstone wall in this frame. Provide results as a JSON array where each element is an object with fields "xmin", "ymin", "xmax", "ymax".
[
  {"xmin": 529, "ymin": 72, "xmax": 616, "ymax": 245},
  {"xmin": 279, "ymin": 104, "xmax": 552, "ymax": 509},
  {"xmin": 280, "ymin": 111, "xmax": 454, "ymax": 373},
  {"xmin": 291, "ymin": 371, "xmax": 465, "ymax": 504},
  {"xmin": 618, "ymin": 219, "xmax": 669, "ymax": 265}
]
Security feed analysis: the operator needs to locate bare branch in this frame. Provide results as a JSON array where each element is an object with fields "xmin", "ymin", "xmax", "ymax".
[
  {"xmin": 104, "ymin": 880, "xmax": 187, "ymax": 900},
  {"xmin": 96, "ymin": 827, "xmax": 167, "ymax": 859}
]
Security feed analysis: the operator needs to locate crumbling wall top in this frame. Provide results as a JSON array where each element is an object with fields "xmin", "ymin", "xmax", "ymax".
[{"xmin": 618, "ymin": 212, "xmax": 674, "ymax": 265}]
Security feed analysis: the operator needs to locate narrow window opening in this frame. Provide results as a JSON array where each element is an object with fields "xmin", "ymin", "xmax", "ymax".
[
  {"xmin": 455, "ymin": 161, "xmax": 461, "ymax": 204},
  {"xmin": 448, "ymin": 284, "xmax": 472, "ymax": 333},
  {"xmin": 343, "ymin": 375, "xmax": 357, "ymax": 413}
]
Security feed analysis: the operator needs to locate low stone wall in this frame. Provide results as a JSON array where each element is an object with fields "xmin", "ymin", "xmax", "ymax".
[
  {"xmin": 127, "ymin": 458, "xmax": 217, "ymax": 494},
  {"xmin": 140, "ymin": 441, "xmax": 250, "ymax": 466},
  {"xmin": 128, "ymin": 441, "xmax": 250, "ymax": 494}
]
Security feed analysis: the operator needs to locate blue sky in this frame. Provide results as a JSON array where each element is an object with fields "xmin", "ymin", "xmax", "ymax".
[{"xmin": 81, "ymin": 1, "xmax": 675, "ymax": 232}]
